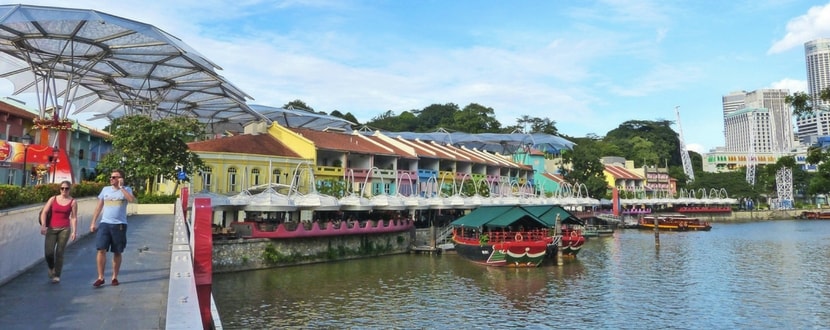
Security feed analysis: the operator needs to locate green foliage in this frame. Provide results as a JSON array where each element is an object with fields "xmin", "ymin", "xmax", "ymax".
[
  {"xmin": 559, "ymin": 137, "xmax": 608, "ymax": 199},
  {"xmin": 317, "ymin": 179, "xmax": 347, "ymax": 198},
  {"xmin": 686, "ymin": 171, "xmax": 759, "ymax": 201},
  {"xmin": 447, "ymin": 103, "xmax": 502, "ymax": 133},
  {"xmin": 137, "ymin": 193, "xmax": 178, "ymax": 204},
  {"xmin": 786, "ymin": 87, "xmax": 830, "ymax": 118},
  {"xmin": 604, "ymin": 120, "xmax": 680, "ymax": 168},
  {"xmin": 0, "ymin": 181, "xmax": 107, "ymax": 209},
  {"xmin": 96, "ymin": 115, "xmax": 207, "ymax": 193},
  {"xmin": 283, "ymin": 99, "xmax": 315, "ymax": 112}
]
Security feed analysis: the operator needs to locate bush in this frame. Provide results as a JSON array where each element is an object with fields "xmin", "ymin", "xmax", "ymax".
[
  {"xmin": 0, "ymin": 181, "xmax": 108, "ymax": 209},
  {"xmin": 137, "ymin": 193, "xmax": 178, "ymax": 204}
]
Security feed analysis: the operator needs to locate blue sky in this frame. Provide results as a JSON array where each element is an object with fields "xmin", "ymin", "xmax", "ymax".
[{"xmin": 3, "ymin": 1, "xmax": 830, "ymax": 154}]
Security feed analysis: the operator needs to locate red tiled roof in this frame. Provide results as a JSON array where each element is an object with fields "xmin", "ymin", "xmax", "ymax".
[
  {"xmin": 604, "ymin": 164, "xmax": 641, "ymax": 180},
  {"xmin": 360, "ymin": 134, "xmax": 418, "ymax": 159},
  {"xmin": 542, "ymin": 172, "xmax": 567, "ymax": 184},
  {"xmin": 291, "ymin": 128, "xmax": 396, "ymax": 155},
  {"xmin": 188, "ymin": 134, "xmax": 301, "ymax": 158},
  {"xmin": 393, "ymin": 137, "xmax": 439, "ymax": 158}
]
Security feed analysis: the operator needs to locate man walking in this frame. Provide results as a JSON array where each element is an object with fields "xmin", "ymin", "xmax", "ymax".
[{"xmin": 90, "ymin": 169, "xmax": 136, "ymax": 287}]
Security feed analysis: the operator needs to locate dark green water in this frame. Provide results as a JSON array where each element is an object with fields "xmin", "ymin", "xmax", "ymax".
[{"xmin": 213, "ymin": 220, "xmax": 830, "ymax": 329}]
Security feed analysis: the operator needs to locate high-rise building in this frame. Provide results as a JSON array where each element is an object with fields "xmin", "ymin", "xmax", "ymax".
[
  {"xmin": 723, "ymin": 89, "xmax": 794, "ymax": 153},
  {"xmin": 796, "ymin": 38, "xmax": 830, "ymax": 144}
]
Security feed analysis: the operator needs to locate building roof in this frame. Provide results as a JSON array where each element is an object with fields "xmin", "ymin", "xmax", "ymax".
[
  {"xmin": 290, "ymin": 128, "xmax": 397, "ymax": 156},
  {"xmin": 187, "ymin": 134, "xmax": 301, "ymax": 158},
  {"xmin": 604, "ymin": 164, "xmax": 642, "ymax": 180}
]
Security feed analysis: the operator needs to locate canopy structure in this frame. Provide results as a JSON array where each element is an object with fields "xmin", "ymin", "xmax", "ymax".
[
  {"xmin": 381, "ymin": 130, "xmax": 575, "ymax": 154},
  {"xmin": 250, "ymin": 104, "xmax": 355, "ymax": 131},
  {"xmin": 0, "ymin": 4, "xmax": 267, "ymax": 125},
  {"xmin": 451, "ymin": 205, "xmax": 549, "ymax": 229}
]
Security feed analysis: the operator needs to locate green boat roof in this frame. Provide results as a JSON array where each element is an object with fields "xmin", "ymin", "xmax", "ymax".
[
  {"xmin": 450, "ymin": 205, "xmax": 575, "ymax": 229},
  {"xmin": 523, "ymin": 205, "xmax": 584, "ymax": 226}
]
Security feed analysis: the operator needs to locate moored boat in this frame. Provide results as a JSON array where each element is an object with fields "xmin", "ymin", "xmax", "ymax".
[
  {"xmin": 450, "ymin": 205, "xmax": 586, "ymax": 267},
  {"xmin": 638, "ymin": 214, "xmax": 711, "ymax": 231}
]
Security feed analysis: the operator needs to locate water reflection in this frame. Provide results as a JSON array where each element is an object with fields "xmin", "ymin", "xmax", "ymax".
[{"xmin": 214, "ymin": 221, "xmax": 830, "ymax": 329}]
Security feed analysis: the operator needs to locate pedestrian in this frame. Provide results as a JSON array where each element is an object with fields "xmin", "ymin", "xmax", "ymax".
[
  {"xmin": 90, "ymin": 169, "xmax": 136, "ymax": 288},
  {"xmin": 40, "ymin": 180, "xmax": 78, "ymax": 283}
]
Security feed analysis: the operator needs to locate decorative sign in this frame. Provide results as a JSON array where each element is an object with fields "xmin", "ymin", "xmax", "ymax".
[{"xmin": 0, "ymin": 141, "xmax": 9, "ymax": 162}]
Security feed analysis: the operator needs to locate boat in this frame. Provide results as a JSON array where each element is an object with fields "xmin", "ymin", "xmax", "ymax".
[
  {"xmin": 450, "ymin": 205, "xmax": 586, "ymax": 267},
  {"xmin": 797, "ymin": 211, "xmax": 830, "ymax": 219},
  {"xmin": 638, "ymin": 214, "xmax": 711, "ymax": 231}
]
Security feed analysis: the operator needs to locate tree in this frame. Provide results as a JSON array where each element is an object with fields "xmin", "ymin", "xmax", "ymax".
[
  {"xmin": 283, "ymin": 99, "xmax": 315, "ymax": 112},
  {"xmin": 97, "ymin": 115, "xmax": 207, "ymax": 194},
  {"xmin": 559, "ymin": 137, "xmax": 607, "ymax": 199},
  {"xmin": 604, "ymin": 120, "xmax": 680, "ymax": 167},
  {"xmin": 786, "ymin": 87, "xmax": 830, "ymax": 117},
  {"xmin": 412, "ymin": 103, "xmax": 459, "ymax": 131},
  {"xmin": 448, "ymin": 103, "xmax": 501, "ymax": 133},
  {"xmin": 513, "ymin": 115, "xmax": 559, "ymax": 135}
]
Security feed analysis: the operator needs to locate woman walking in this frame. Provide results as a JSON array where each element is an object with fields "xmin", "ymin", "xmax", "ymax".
[{"xmin": 40, "ymin": 180, "xmax": 78, "ymax": 283}]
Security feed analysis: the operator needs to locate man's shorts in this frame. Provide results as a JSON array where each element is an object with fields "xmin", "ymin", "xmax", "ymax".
[{"xmin": 95, "ymin": 223, "xmax": 128, "ymax": 253}]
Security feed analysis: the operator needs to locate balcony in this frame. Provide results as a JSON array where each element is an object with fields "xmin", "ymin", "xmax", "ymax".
[{"xmin": 316, "ymin": 166, "xmax": 343, "ymax": 177}]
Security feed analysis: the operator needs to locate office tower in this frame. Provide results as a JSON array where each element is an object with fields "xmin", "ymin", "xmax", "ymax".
[
  {"xmin": 796, "ymin": 38, "xmax": 830, "ymax": 144},
  {"xmin": 723, "ymin": 89, "xmax": 793, "ymax": 153}
]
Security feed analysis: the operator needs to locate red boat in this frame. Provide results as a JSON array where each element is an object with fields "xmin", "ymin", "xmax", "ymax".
[
  {"xmin": 798, "ymin": 211, "xmax": 830, "ymax": 219},
  {"xmin": 451, "ymin": 205, "xmax": 586, "ymax": 267},
  {"xmin": 638, "ymin": 214, "xmax": 711, "ymax": 231}
]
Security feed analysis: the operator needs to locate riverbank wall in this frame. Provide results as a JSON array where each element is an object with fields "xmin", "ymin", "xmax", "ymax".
[
  {"xmin": 682, "ymin": 210, "xmax": 803, "ymax": 222},
  {"xmin": 212, "ymin": 231, "xmax": 413, "ymax": 273}
]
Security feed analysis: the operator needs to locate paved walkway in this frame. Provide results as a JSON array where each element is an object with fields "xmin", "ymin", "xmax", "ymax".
[{"xmin": 0, "ymin": 214, "xmax": 174, "ymax": 330}]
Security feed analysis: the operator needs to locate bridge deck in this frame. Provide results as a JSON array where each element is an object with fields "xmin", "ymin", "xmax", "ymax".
[{"xmin": 0, "ymin": 214, "xmax": 174, "ymax": 329}]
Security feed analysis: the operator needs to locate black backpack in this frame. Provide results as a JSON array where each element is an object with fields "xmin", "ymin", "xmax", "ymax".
[{"xmin": 38, "ymin": 197, "xmax": 54, "ymax": 226}]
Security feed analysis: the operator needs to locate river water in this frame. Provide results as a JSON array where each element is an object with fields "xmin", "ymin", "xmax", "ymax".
[{"xmin": 213, "ymin": 220, "xmax": 830, "ymax": 329}]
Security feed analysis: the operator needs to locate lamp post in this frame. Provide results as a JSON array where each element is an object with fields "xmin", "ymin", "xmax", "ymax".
[
  {"xmin": 20, "ymin": 133, "xmax": 31, "ymax": 187},
  {"xmin": 50, "ymin": 146, "xmax": 59, "ymax": 183}
]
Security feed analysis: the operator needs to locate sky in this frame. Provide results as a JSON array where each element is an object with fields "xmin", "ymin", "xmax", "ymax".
[{"xmin": 2, "ymin": 0, "xmax": 830, "ymax": 154}]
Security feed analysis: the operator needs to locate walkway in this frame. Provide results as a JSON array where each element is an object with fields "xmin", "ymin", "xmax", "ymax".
[{"xmin": 0, "ymin": 214, "xmax": 174, "ymax": 329}]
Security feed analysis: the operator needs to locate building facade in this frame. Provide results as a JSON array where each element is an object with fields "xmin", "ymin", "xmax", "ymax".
[
  {"xmin": 723, "ymin": 89, "xmax": 793, "ymax": 153},
  {"xmin": 796, "ymin": 38, "xmax": 830, "ymax": 144}
]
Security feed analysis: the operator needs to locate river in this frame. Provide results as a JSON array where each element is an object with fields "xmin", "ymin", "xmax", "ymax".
[{"xmin": 213, "ymin": 220, "xmax": 830, "ymax": 329}]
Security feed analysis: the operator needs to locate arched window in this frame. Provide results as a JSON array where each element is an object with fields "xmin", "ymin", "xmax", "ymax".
[
  {"xmin": 227, "ymin": 167, "xmax": 238, "ymax": 192},
  {"xmin": 272, "ymin": 169, "xmax": 281, "ymax": 184},
  {"xmin": 251, "ymin": 168, "xmax": 260, "ymax": 187}
]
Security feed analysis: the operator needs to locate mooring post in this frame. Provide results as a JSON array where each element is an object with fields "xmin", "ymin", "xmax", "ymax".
[
  {"xmin": 653, "ymin": 216, "xmax": 660, "ymax": 246},
  {"xmin": 555, "ymin": 214, "xmax": 563, "ymax": 266}
]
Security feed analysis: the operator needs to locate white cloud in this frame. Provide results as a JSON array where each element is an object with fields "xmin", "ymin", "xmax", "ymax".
[
  {"xmin": 686, "ymin": 143, "xmax": 705, "ymax": 154},
  {"xmin": 768, "ymin": 2, "xmax": 830, "ymax": 54},
  {"xmin": 770, "ymin": 78, "xmax": 808, "ymax": 93}
]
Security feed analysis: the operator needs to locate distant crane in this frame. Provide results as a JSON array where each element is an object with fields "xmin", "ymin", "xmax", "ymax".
[{"xmin": 676, "ymin": 106, "xmax": 695, "ymax": 182}]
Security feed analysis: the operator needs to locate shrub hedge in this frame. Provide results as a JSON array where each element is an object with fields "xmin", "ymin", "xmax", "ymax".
[{"xmin": 0, "ymin": 182, "xmax": 178, "ymax": 209}]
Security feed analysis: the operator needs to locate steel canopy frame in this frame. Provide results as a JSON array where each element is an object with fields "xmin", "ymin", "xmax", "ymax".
[{"xmin": 0, "ymin": 4, "xmax": 268, "ymax": 125}]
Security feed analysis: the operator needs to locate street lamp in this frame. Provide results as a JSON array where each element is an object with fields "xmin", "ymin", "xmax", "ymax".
[{"xmin": 20, "ymin": 133, "xmax": 31, "ymax": 187}]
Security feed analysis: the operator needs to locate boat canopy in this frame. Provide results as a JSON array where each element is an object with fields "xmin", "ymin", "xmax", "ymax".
[
  {"xmin": 523, "ymin": 205, "xmax": 584, "ymax": 226},
  {"xmin": 450, "ymin": 205, "xmax": 566, "ymax": 229}
]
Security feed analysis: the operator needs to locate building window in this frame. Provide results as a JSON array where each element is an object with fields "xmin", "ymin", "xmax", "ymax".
[
  {"xmin": 201, "ymin": 168, "xmax": 213, "ymax": 192},
  {"xmin": 79, "ymin": 149, "xmax": 84, "ymax": 160},
  {"xmin": 228, "ymin": 167, "xmax": 238, "ymax": 192},
  {"xmin": 252, "ymin": 168, "xmax": 260, "ymax": 187},
  {"xmin": 272, "ymin": 169, "xmax": 281, "ymax": 184}
]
